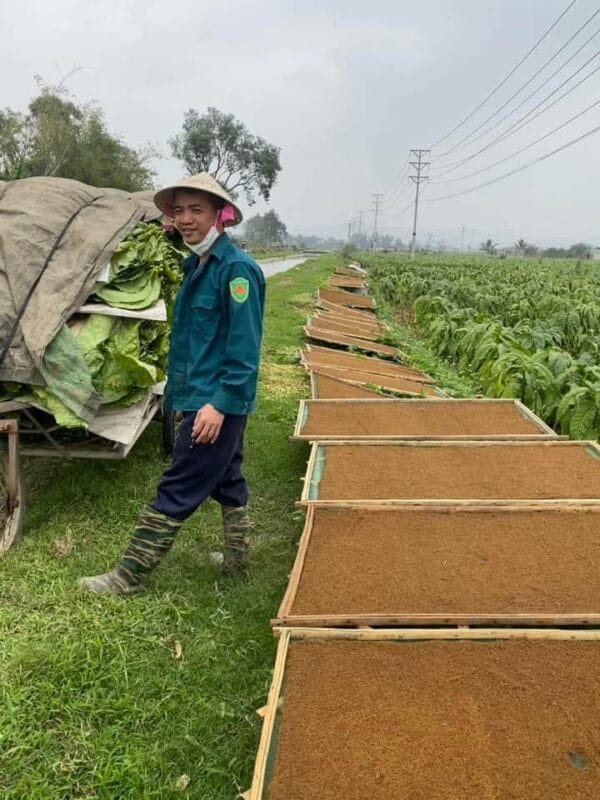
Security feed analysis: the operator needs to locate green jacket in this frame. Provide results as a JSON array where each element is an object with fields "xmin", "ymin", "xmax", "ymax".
[{"xmin": 164, "ymin": 233, "xmax": 265, "ymax": 415}]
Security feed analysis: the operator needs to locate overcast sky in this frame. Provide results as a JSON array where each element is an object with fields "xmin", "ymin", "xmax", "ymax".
[{"xmin": 2, "ymin": 0, "xmax": 599, "ymax": 247}]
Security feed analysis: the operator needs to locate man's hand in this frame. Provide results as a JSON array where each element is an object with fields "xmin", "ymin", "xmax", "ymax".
[{"xmin": 192, "ymin": 404, "xmax": 224, "ymax": 445}]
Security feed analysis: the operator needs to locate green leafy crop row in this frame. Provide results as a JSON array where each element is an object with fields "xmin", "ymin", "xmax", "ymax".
[{"xmin": 364, "ymin": 253, "xmax": 600, "ymax": 440}]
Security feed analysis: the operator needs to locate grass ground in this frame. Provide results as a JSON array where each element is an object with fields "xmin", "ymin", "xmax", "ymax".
[{"xmin": 0, "ymin": 254, "xmax": 339, "ymax": 800}]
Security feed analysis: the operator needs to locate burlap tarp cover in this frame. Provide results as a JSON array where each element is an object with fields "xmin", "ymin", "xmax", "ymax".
[{"xmin": 0, "ymin": 177, "xmax": 159, "ymax": 388}]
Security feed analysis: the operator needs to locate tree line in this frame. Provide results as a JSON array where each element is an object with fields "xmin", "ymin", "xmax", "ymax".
[
  {"xmin": 0, "ymin": 76, "xmax": 281, "ymax": 203},
  {"xmin": 1, "ymin": 76, "xmax": 345, "ymax": 249},
  {"xmin": 479, "ymin": 238, "xmax": 595, "ymax": 259}
]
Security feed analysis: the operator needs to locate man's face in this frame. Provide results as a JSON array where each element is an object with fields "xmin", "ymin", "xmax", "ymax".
[{"xmin": 171, "ymin": 190, "xmax": 218, "ymax": 244}]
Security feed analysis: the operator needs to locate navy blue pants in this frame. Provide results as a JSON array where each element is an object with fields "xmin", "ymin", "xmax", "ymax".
[{"xmin": 152, "ymin": 412, "xmax": 248, "ymax": 521}]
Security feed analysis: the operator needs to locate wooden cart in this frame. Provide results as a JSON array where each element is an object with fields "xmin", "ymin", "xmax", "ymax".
[{"xmin": 0, "ymin": 391, "xmax": 162, "ymax": 554}]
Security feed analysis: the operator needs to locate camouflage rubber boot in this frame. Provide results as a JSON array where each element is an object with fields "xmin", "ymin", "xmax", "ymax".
[
  {"xmin": 209, "ymin": 504, "xmax": 250, "ymax": 579},
  {"xmin": 79, "ymin": 505, "xmax": 183, "ymax": 595}
]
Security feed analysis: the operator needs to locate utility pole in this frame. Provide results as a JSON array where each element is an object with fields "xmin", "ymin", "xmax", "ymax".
[
  {"xmin": 348, "ymin": 215, "xmax": 359, "ymax": 242},
  {"xmin": 357, "ymin": 210, "xmax": 366, "ymax": 237},
  {"xmin": 409, "ymin": 149, "xmax": 430, "ymax": 257},
  {"xmin": 460, "ymin": 225, "xmax": 465, "ymax": 251},
  {"xmin": 371, "ymin": 194, "xmax": 383, "ymax": 251}
]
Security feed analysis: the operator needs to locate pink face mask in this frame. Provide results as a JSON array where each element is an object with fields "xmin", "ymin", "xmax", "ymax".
[{"xmin": 217, "ymin": 205, "xmax": 236, "ymax": 226}]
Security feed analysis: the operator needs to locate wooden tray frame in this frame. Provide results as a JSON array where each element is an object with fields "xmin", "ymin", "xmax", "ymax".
[
  {"xmin": 315, "ymin": 310, "xmax": 385, "ymax": 333},
  {"xmin": 298, "ymin": 439, "xmax": 600, "ymax": 505},
  {"xmin": 312, "ymin": 315, "xmax": 383, "ymax": 336},
  {"xmin": 318, "ymin": 298, "xmax": 374, "ymax": 318},
  {"xmin": 304, "ymin": 326, "xmax": 399, "ymax": 359},
  {"xmin": 334, "ymin": 266, "xmax": 366, "ymax": 277},
  {"xmin": 308, "ymin": 315, "xmax": 385, "ymax": 341},
  {"xmin": 246, "ymin": 627, "xmax": 600, "ymax": 800},
  {"xmin": 275, "ymin": 504, "xmax": 600, "ymax": 628},
  {"xmin": 306, "ymin": 320, "xmax": 382, "ymax": 345},
  {"xmin": 327, "ymin": 276, "xmax": 367, "ymax": 289},
  {"xmin": 292, "ymin": 397, "xmax": 558, "ymax": 441},
  {"xmin": 300, "ymin": 345, "xmax": 432, "ymax": 382},
  {"xmin": 317, "ymin": 287, "xmax": 375, "ymax": 310},
  {"xmin": 309, "ymin": 371, "xmax": 386, "ymax": 399},
  {"xmin": 304, "ymin": 363, "xmax": 439, "ymax": 391},
  {"xmin": 308, "ymin": 369, "xmax": 444, "ymax": 399}
]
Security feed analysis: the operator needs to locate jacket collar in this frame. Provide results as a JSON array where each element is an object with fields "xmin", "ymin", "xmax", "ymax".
[
  {"xmin": 181, "ymin": 232, "xmax": 231, "ymax": 273},
  {"xmin": 210, "ymin": 232, "xmax": 231, "ymax": 262}
]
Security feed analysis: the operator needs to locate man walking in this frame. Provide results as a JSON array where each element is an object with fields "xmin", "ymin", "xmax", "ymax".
[{"xmin": 80, "ymin": 173, "xmax": 265, "ymax": 594}]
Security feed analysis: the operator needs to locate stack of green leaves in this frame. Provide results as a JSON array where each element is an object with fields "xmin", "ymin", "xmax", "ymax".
[
  {"xmin": 75, "ymin": 315, "xmax": 165, "ymax": 406},
  {"xmin": 94, "ymin": 222, "xmax": 183, "ymax": 312},
  {"xmin": 0, "ymin": 223, "xmax": 183, "ymax": 429}
]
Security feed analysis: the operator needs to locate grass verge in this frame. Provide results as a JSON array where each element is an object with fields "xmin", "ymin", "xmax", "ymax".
[
  {"xmin": 375, "ymin": 299, "xmax": 479, "ymax": 399},
  {"xmin": 0, "ymin": 254, "xmax": 338, "ymax": 800}
]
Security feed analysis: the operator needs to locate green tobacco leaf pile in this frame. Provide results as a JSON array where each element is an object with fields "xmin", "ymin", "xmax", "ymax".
[
  {"xmin": 94, "ymin": 222, "xmax": 182, "ymax": 312},
  {"xmin": 0, "ymin": 223, "xmax": 183, "ymax": 427}
]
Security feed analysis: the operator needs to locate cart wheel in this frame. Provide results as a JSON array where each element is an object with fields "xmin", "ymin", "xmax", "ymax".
[
  {"xmin": 162, "ymin": 410, "xmax": 176, "ymax": 456},
  {"xmin": 0, "ymin": 434, "xmax": 26, "ymax": 555}
]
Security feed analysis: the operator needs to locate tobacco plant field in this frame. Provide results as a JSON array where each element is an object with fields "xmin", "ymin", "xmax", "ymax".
[{"xmin": 364, "ymin": 253, "xmax": 600, "ymax": 440}]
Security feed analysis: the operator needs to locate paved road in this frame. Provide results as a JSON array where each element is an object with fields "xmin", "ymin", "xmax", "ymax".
[{"xmin": 257, "ymin": 255, "xmax": 315, "ymax": 278}]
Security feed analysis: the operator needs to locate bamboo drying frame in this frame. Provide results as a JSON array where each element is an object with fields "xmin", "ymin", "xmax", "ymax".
[
  {"xmin": 302, "ymin": 361, "xmax": 436, "ymax": 386},
  {"xmin": 302, "ymin": 354, "xmax": 437, "ymax": 385},
  {"xmin": 317, "ymin": 298, "xmax": 375, "ymax": 318},
  {"xmin": 317, "ymin": 287, "xmax": 375, "ymax": 310},
  {"xmin": 247, "ymin": 626, "xmax": 600, "ymax": 800},
  {"xmin": 298, "ymin": 439, "xmax": 600, "ymax": 504},
  {"xmin": 315, "ymin": 310, "xmax": 385, "ymax": 332},
  {"xmin": 300, "ymin": 344, "xmax": 431, "ymax": 381},
  {"xmin": 308, "ymin": 315, "xmax": 386, "ymax": 340},
  {"xmin": 327, "ymin": 277, "xmax": 367, "ymax": 289},
  {"xmin": 312, "ymin": 313, "xmax": 383, "ymax": 333},
  {"xmin": 307, "ymin": 369, "xmax": 443, "ymax": 399},
  {"xmin": 333, "ymin": 266, "xmax": 366, "ymax": 277},
  {"xmin": 309, "ymin": 371, "xmax": 388, "ymax": 400},
  {"xmin": 275, "ymin": 504, "xmax": 600, "ymax": 628},
  {"xmin": 292, "ymin": 398, "xmax": 559, "ymax": 441},
  {"xmin": 306, "ymin": 320, "xmax": 383, "ymax": 345},
  {"xmin": 303, "ymin": 326, "xmax": 400, "ymax": 359}
]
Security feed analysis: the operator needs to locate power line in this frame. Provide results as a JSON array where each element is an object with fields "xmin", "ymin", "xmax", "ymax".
[
  {"xmin": 382, "ymin": 178, "xmax": 412, "ymax": 212},
  {"xmin": 430, "ymin": 0, "xmax": 578, "ymax": 149},
  {"xmin": 381, "ymin": 182, "xmax": 433, "ymax": 242},
  {"xmin": 432, "ymin": 22, "xmax": 600, "ymax": 171},
  {"xmin": 379, "ymin": 175, "xmax": 418, "ymax": 224},
  {"xmin": 431, "ymin": 96, "xmax": 600, "ymax": 184},
  {"xmin": 432, "ymin": 47, "xmax": 600, "ymax": 179},
  {"xmin": 386, "ymin": 172, "xmax": 411, "ymax": 202},
  {"xmin": 377, "ymin": 164, "xmax": 410, "ymax": 221},
  {"xmin": 425, "ymin": 122, "xmax": 600, "ymax": 202},
  {"xmin": 433, "ymin": 6, "xmax": 600, "ymax": 160},
  {"xmin": 378, "ymin": 198, "xmax": 416, "ymax": 236},
  {"xmin": 383, "ymin": 159, "xmax": 409, "ymax": 198}
]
